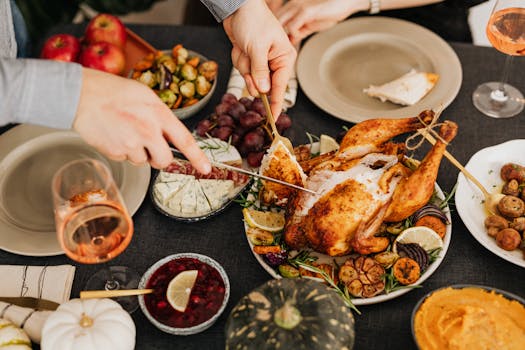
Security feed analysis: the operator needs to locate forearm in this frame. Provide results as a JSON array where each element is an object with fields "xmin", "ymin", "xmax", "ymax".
[
  {"xmin": 0, "ymin": 58, "xmax": 82, "ymax": 129},
  {"xmin": 345, "ymin": 0, "xmax": 444, "ymax": 15},
  {"xmin": 199, "ymin": 0, "xmax": 247, "ymax": 22},
  {"xmin": 371, "ymin": 0, "xmax": 444, "ymax": 12}
]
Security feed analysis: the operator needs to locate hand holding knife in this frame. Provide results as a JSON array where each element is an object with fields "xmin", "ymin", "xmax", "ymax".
[{"xmin": 170, "ymin": 147, "xmax": 319, "ymax": 196}]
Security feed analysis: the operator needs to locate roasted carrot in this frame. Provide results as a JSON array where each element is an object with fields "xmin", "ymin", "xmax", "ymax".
[
  {"xmin": 253, "ymin": 245, "xmax": 281, "ymax": 255},
  {"xmin": 415, "ymin": 216, "xmax": 446, "ymax": 239},
  {"xmin": 393, "ymin": 257, "xmax": 420, "ymax": 285},
  {"xmin": 171, "ymin": 44, "xmax": 183, "ymax": 58},
  {"xmin": 187, "ymin": 56, "xmax": 200, "ymax": 68}
]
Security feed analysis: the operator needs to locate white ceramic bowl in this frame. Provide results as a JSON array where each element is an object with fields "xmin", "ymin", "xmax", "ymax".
[{"xmin": 138, "ymin": 253, "xmax": 230, "ymax": 335}]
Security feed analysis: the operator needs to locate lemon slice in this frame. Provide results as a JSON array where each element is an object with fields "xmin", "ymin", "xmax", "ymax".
[
  {"xmin": 393, "ymin": 226, "xmax": 443, "ymax": 253},
  {"xmin": 320, "ymin": 134, "xmax": 339, "ymax": 154},
  {"xmin": 166, "ymin": 270, "xmax": 198, "ymax": 312},
  {"xmin": 242, "ymin": 208, "xmax": 285, "ymax": 232}
]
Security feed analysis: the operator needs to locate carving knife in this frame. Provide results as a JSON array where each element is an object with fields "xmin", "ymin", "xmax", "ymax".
[{"xmin": 169, "ymin": 147, "xmax": 319, "ymax": 195}]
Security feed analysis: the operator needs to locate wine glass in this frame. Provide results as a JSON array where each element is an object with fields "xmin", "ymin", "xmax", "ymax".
[
  {"xmin": 52, "ymin": 158, "xmax": 139, "ymax": 312},
  {"xmin": 472, "ymin": 0, "xmax": 525, "ymax": 118}
]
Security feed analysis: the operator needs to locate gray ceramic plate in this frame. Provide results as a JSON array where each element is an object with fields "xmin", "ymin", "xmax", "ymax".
[
  {"xmin": 297, "ymin": 17, "xmax": 462, "ymax": 123},
  {"xmin": 0, "ymin": 124, "xmax": 150, "ymax": 256}
]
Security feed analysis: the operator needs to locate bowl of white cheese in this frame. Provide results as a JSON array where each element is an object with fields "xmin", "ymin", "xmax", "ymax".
[{"xmin": 150, "ymin": 138, "xmax": 251, "ymax": 222}]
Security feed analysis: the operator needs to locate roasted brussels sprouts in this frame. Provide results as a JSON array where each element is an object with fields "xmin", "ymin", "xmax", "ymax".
[
  {"xmin": 179, "ymin": 81, "xmax": 195, "ymax": 98},
  {"xmin": 176, "ymin": 47, "xmax": 189, "ymax": 65},
  {"xmin": 180, "ymin": 63, "xmax": 197, "ymax": 81},
  {"xmin": 157, "ymin": 89, "xmax": 177, "ymax": 108},
  {"xmin": 132, "ymin": 44, "xmax": 218, "ymax": 110},
  {"xmin": 137, "ymin": 70, "xmax": 156, "ymax": 88},
  {"xmin": 198, "ymin": 60, "xmax": 218, "ymax": 81},
  {"xmin": 195, "ymin": 75, "xmax": 212, "ymax": 96}
]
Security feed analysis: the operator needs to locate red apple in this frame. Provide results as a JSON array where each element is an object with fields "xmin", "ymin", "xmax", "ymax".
[
  {"xmin": 40, "ymin": 34, "xmax": 80, "ymax": 62},
  {"xmin": 84, "ymin": 13, "xmax": 127, "ymax": 49},
  {"xmin": 79, "ymin": 42, "xmax": 126, "ymax": 75}
]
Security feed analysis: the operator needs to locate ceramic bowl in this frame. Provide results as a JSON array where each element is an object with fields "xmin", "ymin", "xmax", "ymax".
[
  {"xmin": 411, "ymin": 284, "xmax": 525, "ymax": 349},
  {"xmin": 172, "ymin": 50, "xmax": 217, "ymax": 120},
  {"xmin": 130, "ymin": 49, "xmax": 217, "ymax": 120},
  {"xmin": 138, "ymin": 253, "xmax": 230, "ymax": 335}
]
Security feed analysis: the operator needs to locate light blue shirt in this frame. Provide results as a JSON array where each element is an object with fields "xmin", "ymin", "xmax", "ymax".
[
  {"xmin": 0, "ymin": 0, "xmax": 247, "ymax": 129},
  {"xmin": 0, "ymin": 1, "xmax": 82, "ymax": 129}
]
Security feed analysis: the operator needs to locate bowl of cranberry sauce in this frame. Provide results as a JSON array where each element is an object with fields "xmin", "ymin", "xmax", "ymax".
[{"xmin": 138, "ymin": 253, "xmax": 230, "ymax": 335}]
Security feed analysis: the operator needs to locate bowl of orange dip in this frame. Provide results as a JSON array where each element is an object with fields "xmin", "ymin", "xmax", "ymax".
[{"xmin": 411, "ymin": 285, "xmax": 525, "ymax": 350}]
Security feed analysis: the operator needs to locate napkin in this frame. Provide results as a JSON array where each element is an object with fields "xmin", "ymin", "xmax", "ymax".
[
  {"xmin": 0, "ymin": 265, "xmax": 75, "ymax": 304},
  {"xmin": 226, "ymin": 67, "xmax": 298, "ymax": 111},
  {"xmin": 468, "ymin": 0, "xmax": 496, "ymax": 47},
  {"xmin": 0, "ymin": 301, "xmax": 53, "ymax": 344}
]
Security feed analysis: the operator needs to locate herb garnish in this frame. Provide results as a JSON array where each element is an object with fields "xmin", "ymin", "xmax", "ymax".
[{"xmin": 295, "ymin": 261, "xmax": 361, "ymax": 314}]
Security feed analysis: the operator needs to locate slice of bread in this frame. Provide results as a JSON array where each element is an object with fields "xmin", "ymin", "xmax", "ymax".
[{"xmin": 364, "ymin": 69, "xmax": 439, "ymax": 106}]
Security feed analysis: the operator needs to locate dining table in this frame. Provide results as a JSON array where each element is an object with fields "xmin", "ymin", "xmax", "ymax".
[{"xmin": 1, "ymin": 21, "xmax": 525, "ymax": 350}]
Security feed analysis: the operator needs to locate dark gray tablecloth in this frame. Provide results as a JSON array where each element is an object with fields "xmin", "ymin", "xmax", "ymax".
[{"xmin": 2, "ymin": 23, "xmax": 525, "ymax": 350}]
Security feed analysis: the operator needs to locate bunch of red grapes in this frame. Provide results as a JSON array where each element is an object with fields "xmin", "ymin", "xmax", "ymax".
[{"xmin": 195, "ymin": 93, "xmax": 292, "ymax": 167}]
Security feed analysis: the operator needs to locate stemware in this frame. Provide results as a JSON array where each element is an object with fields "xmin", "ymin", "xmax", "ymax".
[
  {"xmin": 52, "ymin": 158, "xmax": 139, "ymax": 312},
  {"xmin": 472, "ymin": 0, "xmax": 525, "ymax": 118}
]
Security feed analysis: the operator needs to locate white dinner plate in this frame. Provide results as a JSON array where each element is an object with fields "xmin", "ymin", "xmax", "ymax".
[
  {"xmin": 244, "ymin": 143, "xmax": 452, "ymax": 306},
  {"xmin": 296, "ymin": 17, "xmax": 462, "ymax": 123},
  {"xmin": 455, "ymin": 139, "xmax": 525, "ymax": 268},
  {"xmin": 0, "ymin": 124, "xmax": 150, "ymax": 257}
]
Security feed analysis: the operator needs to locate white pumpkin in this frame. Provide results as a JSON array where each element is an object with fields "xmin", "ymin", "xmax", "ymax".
[
  {"xmin": 0, "ymin": 318, "xmax": 31, "ymax": 349},
  {"xmin": 41, "ymin": 298, "xmax": 135, "ymax": 350}
]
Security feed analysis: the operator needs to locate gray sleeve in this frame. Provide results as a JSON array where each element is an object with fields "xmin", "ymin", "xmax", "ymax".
[
  {"xmin": 199, "ymin": 0, "xmax": 247, "ymax": 22},
  {"xmin": 0, "ymin": 58, "xmax": 82, "ymax": 129}
]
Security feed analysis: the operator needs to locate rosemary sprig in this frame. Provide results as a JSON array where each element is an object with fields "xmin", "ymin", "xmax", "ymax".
[
  {"xmin": 234, "ymin": 191, "xmax": 258, "ymax": 208},
  {"xmin": 287, "ymin": 250, "xmax": 317, "ymax": 268},
  {"xmin": 427, "ymin": 247, "xmax": 442, "ymax": 264},
  {"xmin": 383, "ymin": 268, "xmax": 422, "ymax": 294},
  {"xmin": 438, "ymin": 182, "xmax": 457, "ymax": 210},
  {"xmin": 295, "ymin": 261, "xmax": 360, "ymax": 315}
]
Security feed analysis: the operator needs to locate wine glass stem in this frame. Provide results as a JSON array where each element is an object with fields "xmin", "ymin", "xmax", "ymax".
[
  {"xmin": 105, "ymin": 265, "xmax": 120, "ymax": 290},
  {"xmin": 491, "ymin": 55, "xmax": 514, "ymax": 102}
]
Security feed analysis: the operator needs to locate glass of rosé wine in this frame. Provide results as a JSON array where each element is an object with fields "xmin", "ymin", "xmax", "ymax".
[
  {"xmin": 52, "ymin": 158, "xmax": 139, "ymax": 312},
  {"xmin": 472, "ymin": 0, "xmax": 524, "ymax": 118}
]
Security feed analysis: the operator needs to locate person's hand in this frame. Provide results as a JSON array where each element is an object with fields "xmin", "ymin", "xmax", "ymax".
[
  {"xmin": 73, "ymin": 68, "xmax": 211, "ymax": 173},
  {"xmin": 274, "ymin": 0, "xmax": 365, "ymax": 45},
  {"xmin": 223, "ymin": 0, "xmax": 297, "ymax": 118},
  {"xmin": 265, "ymin": 0, "xmax": 285, "ymax": 13}
]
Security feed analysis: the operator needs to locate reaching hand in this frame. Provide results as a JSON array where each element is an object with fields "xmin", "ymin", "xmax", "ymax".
[
  {"xmin": 223, "ymin": 0, "xmax": 297, "ymax": 118},
  {"xmin": 73, "ymin": 68, "xmax": 211, "ymax": 173},
  {"xmin": 272, "ymin": 0, "xmax": 361, "ymax": 45}
]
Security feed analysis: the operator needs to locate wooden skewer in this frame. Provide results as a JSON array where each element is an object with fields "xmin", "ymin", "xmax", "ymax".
[
  {"xmin": 80, "ymin": 289, "xmax": 154, "ymax": 299},
  {"xmin": 418, "ymin": 129, "xmax": 490, "ymax": 198},
  {"xmin": 261, "ymin": 93, "xmax": 294, "ymax": 152}
]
